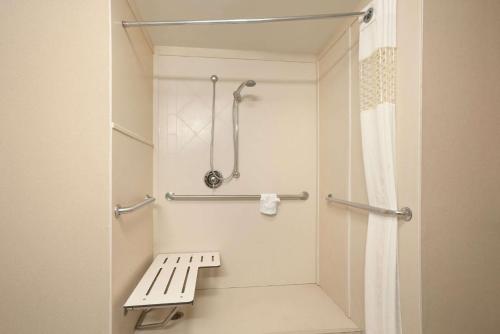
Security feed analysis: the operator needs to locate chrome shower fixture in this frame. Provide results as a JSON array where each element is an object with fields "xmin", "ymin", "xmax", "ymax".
[
  {"xmin": 233, "ymin": 80, "xmax": 256, "ymax": 102},
  {"xmin": 205, "ymin": 75, "xmax": 256, "ymax": 188},
  {"xmin": 204, "ymin": 170, "xmax": 223, "ymax": 189}
]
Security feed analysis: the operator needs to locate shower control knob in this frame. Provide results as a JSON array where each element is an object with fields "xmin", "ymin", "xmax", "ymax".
[{"xmin": 204, "ymin": 170, "xmax": 223, "ymax": 189}]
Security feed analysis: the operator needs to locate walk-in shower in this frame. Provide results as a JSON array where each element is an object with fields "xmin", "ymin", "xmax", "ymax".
[
  {"xmin": 204, "ymin": 75, "xmax": 256, "ymax": 188},
  {"xmin": 115, "ymin": 3, "xmax": 420, "ymax": 334}
]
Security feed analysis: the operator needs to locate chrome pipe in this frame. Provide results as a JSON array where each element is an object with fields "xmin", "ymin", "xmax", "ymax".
[
  {"xmin": 326, "ymin": 194, "xmax": 412, "ymax": 221},
  {"xmin": 114, "ymin": 195, "xmax": 156, "ymax": 217},
  {"xmin": 165, "ymin": 191, "xmax": 309, "ymax": 201},
  {"xmin": 122, "ymin": 10, "xmax": 371, "ymax": 28}
]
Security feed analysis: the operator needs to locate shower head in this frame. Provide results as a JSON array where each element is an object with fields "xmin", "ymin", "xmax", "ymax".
[
  {"xmin": 233, "ymin": 80, "xmax": 256, "ymax": 101},
  {"xmin": 244, "ymin": 80, "xmax": 256, "ymax": 87}
]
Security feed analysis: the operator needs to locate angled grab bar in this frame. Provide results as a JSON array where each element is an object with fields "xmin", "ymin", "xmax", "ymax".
[
  {"xmin": 326, "ymin": 194, "xmax": 412, "ymax": 221},
  {"xmin": 165, "ymin": 191, "xmax": 309, "ymax": 201},
  {"xmin": 114, "ymin": 195, "xmax": 155, "ymax": 218}
]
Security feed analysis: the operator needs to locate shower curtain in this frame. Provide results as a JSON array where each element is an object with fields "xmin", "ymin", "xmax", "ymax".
[{"xmin": 359, "ymin": 1, "xmax": 401, "ymax": 334}]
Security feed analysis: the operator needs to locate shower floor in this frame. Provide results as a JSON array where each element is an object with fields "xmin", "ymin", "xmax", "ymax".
[{"xmin": 135, "ymin": 283, "xmax": 360, "ymax": 334}]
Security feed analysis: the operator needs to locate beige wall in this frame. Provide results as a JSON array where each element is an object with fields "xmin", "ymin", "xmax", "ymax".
[
  {"xmin": 154, "ymin": 47, "xmax": 318, "ymax": 288},
  {"xmin": 396, "ymin": 1, "xmax": 423, "ymax": 334},
  {"xmin": 0, "ymin": 1, "xmax": 111, "ymax": 333},
  {"xmin": 318, "ymin": 23, "xmax": 365, "ymax": 319},
  {"xmin": 111, "ymin": 0, "xmax": 154, "ymax": 333},
  {"xmin": 317, "ymin": 0, "xmax": 423, "ymax": 332},
  {"xmin": 421, "ymin": 1, "xmax": 500, "ymax": 333}
]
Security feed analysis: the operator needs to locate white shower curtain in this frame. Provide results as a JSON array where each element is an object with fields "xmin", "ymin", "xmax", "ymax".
[{"xmin": 359, "ymin": 1, "xmax": 401, "ymax": 334}]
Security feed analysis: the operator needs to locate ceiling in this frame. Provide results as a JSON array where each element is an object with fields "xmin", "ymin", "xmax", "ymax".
[{"xmin": 133, "ymin": 0, "xmax": 367, "ymax": 54}]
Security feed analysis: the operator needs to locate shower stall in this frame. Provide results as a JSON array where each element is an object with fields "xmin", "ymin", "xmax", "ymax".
[{"xmin": 114, "ymin": 1, "xmax": 418, "ymax": 333}]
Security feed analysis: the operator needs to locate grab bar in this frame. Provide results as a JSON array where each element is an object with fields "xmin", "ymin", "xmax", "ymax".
[
  {"xmin": 326, "ymin": 194, "xmax": 412, "ymax": 221},
  {"xmin": 165, "ymin": 191, "xmax": 309, "ymax": 201},
  {"xmin": 114, "ymin": 195, "xmax": 156, "ymax": 217}
]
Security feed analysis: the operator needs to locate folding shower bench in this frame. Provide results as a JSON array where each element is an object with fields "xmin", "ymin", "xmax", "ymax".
[{"xmin": 124, "ymin": 252, "xmax": 221, "ymax": 329}]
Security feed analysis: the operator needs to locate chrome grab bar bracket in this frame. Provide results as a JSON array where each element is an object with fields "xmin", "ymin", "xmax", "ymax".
[
  {"xmin": 114, "ymin": 195, "xmax": 156, "ymax": 218},
  {"xmin": 326, "ymin": 194, "xmax": 412, "ymax": 221},
  {"xmin": 397, "ymin": 207, "xmax": 413, "ymax": 221}
]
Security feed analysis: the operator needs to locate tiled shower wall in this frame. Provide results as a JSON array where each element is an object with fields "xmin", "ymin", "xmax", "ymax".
[{"xmin": 154, "ymin": 48, "xmax": 318, "ymax": 289}]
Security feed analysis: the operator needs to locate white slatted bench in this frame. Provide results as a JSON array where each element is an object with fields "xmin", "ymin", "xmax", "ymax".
[{"xmin": 124, "ymin": 252, "xmax": 221, "ymax": 329}]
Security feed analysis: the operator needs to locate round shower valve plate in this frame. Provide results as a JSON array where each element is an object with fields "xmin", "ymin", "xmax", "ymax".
[{"xmin": 204, "ymin": 170, "xmax": 223, "ymax": 188}]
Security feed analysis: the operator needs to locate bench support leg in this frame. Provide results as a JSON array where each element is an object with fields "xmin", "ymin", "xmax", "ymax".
[{"xmin": 135, "ymin": 307, "xmax": 179, "ymax": 330}]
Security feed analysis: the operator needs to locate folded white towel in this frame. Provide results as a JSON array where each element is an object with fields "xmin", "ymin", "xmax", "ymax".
[{"xmin": 260, "ymin": 193, "xmax": 280, "ymax": 216}]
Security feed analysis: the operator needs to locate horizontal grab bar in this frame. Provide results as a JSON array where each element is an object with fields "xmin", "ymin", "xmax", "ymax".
[
  {"xmin": 326, "ymin": 194, "xmax": 412, "ymax": 221},
  {"xmin": 165, "ymin": 191, "xmax": 309, "ymax": 201},
  {"xmin": 114, "ymin": 195, "xmax": 156, "ymax": 218}
]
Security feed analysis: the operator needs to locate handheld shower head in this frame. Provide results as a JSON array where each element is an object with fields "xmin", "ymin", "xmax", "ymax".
[
  {"xmin": 245, "ymin": 80, "xmax": 256, "ymax": 87},
  {"xmin": 233, "ymin": 80, "xmax": 256, "ymax": 101}
]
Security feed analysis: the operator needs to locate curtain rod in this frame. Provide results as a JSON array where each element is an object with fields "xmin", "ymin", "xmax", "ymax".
[{"xmin": 122, "ymin": 8, "xmax": 373, "ymax": 28}]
